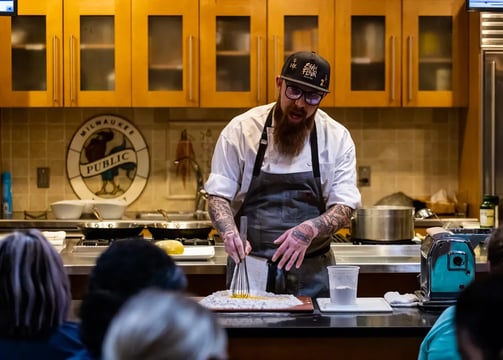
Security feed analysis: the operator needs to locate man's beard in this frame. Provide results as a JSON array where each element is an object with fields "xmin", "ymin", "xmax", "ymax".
[{"xmin": 273, "ymin": 102, "xmax": 315, "ymax": 157}]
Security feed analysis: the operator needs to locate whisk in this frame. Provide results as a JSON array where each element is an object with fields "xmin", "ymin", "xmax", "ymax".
[{"xmin": 231, "ymin": 216, "xmax": 250, "ymax": 298}]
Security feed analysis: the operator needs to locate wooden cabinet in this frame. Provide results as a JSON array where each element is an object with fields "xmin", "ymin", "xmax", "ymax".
[
  {"xmin": 267, "ymin": 0, "xmax": 335, "ymax": 105},
  {"xmin": 0, "ymin": 0, "xmax": 468, "ymax": 108},
  {"xmin": 199, "ymin": 0, "xmax": 266, "ymax": 108},
  {"xmin": 334, "ymin": 0, "xmax": 468, "ymax": 107},
  {"xmin": 134, "ymin": 0, "xmax": 266, "ymax": 108},
  {"xmin": 0, "ymin": 0, "xmax": 63, "ymax": 107},
  {"xmin": 63, "ymin": 0, "xmax": 131, "ymax": 107},
  {"xmin": 0, "ymin": 0, "xmax": 131, "ymax": 107},
  {"xmin": 131, "ymin": 0, "xmax": 198, "ymax": 107}
]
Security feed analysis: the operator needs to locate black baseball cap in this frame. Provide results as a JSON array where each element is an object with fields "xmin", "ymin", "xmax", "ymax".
[{"xmin": 280, "ymin": 51, "xmax": 330, "ymax": 93}]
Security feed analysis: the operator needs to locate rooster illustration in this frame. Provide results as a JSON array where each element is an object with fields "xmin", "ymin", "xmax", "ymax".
[{"xmin": 84, "ymin": 130, "xmax": 134, "ymax": 196}]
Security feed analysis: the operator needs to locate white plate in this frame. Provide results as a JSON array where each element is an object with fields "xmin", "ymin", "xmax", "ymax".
[
  {"xmin": 317, "ymin": 297, "xmax": 393, "ymax": 313},
  {"xmin": 170, "ymin": 245, "xmax": 215, "ymax": 260}
]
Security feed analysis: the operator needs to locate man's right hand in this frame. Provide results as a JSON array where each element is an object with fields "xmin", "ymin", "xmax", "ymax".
[
  {"xmin": 222, "ymin": 231, "xmax": 251, "ymax": 263},
  {"xmin": 207, "ymin": 195, "xmax": 251, "ymax": 263}
]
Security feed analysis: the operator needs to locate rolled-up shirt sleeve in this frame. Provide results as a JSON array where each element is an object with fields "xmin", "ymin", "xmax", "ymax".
[{"xmin": 205, "ymin": 131, "xmax": 242, "ymax": 201}]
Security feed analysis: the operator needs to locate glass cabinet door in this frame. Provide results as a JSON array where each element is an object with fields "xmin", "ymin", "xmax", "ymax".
[
  {"xmin": 148, "ymin": 16, "xmax": 183, "ymax": 91},
  {"xmin": 215, "ymin": 16, "xmax": 251, "ymax": 92},
  {"xmin": 131, "ymin": 0, "xmax": 198, "ymax": 107},
  {"xmin": 0, "ymin": 0, "xmax": 63, "ymax": 107},
  {"xmin": 63, "ymin": 0, "xmax": 131, "ymax": 107},
  {"xmin": 11, "ymin": 16, "xmax": 47, "ymax": 91},
  {"xmin": 402, "ymin": 0, "xmax": 467, "ymax": 107},
  {"xmin": 284, "ymin": 16, "xmax": 319, "ymax": 57},
  {"xmin": 267, "ymin": 0, "xmax": 334, "ymax": 105},
  {"xmin": 417, "ymin": 17, "xmax": 452, "ymax": 92},
  {"xmin": 79, "ymin": 16, "xmax": 115, "ymax": 91},
  {"xmin": 350, "ymin": 16, "xmax": 386, "ymax": 91},
  {"xmin": 199, "ymin": 0, "xmax": 266, "ymax": 108},
  {"xmin": 335, "ymin": 0, "xmax": 401, "ymax": 107}
]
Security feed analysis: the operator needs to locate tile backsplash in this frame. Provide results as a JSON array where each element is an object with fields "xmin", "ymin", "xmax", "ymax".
[{"xmin": 0, "ymin": 107, "xmax": 459, "ymax": 214}]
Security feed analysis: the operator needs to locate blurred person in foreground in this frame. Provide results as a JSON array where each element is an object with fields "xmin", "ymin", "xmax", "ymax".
[
  {"xmin": 205, "ymin": 51, "xmax": 361, "ymax": 298},
  {"xmin": 70, "ymin": 238, "xmax": 187, "ymax": 360},
  {"xmin": 418, "ymin": 225, "xmax": 503, "ymax": 360},
  {"xmin": 0, "ymin": 230, "xmax": 83, "ymax": 359},
  {"xmin": 455, "ymin": 271, "xmax": 503, "ymax": 360},
  {"xmin": 102, "ymin": 288, "xmax": 227, "ymax": 360}
]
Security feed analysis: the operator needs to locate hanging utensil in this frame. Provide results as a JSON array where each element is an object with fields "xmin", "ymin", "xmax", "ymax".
[{"xmin": 231, "ymin": 216, "xmax": 250, "ymax": 298}]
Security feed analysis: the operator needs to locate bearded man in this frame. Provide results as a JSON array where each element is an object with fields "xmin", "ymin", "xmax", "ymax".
[{"xmin": 205, "ymin": 51, "xmax": 361, "ymax": 297}]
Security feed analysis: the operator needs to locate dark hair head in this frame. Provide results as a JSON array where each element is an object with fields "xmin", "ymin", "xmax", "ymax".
[
  {"xmin": 0, "ymin": 229, "xmax": 71, "ymax": 338},
  {"xmin": 455, "ymin": 272, "xmax": 503, "ymax": 360},
  {"xmin": 487, "ymin": 225, "xmax": 503, "ymax": 272},
  {"xmin": 79, "ymin": 238, "xmax": 187, "ymax": 357}
]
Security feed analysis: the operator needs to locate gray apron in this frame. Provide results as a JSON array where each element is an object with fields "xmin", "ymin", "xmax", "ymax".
[{"xmin": 228, "ymin": 109, "xmax": 335, "ymax": 298}]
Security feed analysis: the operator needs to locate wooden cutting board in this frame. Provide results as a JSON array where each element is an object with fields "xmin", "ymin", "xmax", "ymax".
[{"xmin": 195, "ymin": 296, "xmax": 314, "ymax": 313}]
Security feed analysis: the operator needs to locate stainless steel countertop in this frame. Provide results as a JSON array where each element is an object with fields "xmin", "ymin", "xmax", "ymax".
[
  {"xmin": 60, "ymin": 243, "xmax": 489, "ymax": 276},
  {"xmin": 0, "ymin": 217, "xmax": 488, "ymax": 274},
  {"xmin": 0, "ymin": 216, "xmax": 478, "ymax": 229}
]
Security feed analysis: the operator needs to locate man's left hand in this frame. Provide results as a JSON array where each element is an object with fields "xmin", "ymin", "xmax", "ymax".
[{"xmin": 271, "ymin": 222, "xmax": 315, "ymax": 271}]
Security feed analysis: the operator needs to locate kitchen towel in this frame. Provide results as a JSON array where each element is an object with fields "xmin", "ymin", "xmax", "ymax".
[
  {"xmin": 384, "ymin": 291, "xmax": 419, "ymax": 307},
  {"xmin": 42, "ymin": 231, "xmax": 66, "ymax": 251}
]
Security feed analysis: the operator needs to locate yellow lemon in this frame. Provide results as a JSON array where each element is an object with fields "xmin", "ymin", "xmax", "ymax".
[{"xmin": 156, "ymin": 240, "xmax": 184, "ymax": 255}]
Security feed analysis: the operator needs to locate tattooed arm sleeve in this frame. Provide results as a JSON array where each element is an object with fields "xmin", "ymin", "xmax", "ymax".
[
  {"xmin": 307, "ymin": 204, "xmax": 354, "ymax": 239},
  {"xmin": 207, "ymin": 195, "xmax": 246, "ymax": 262},
  {"xmin": 207, "ymin": 195, "xmax": 236, "ymax": 236}
]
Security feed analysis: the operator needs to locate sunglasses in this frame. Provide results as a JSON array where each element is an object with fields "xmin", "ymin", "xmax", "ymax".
[{"xmin": 284, "ymin": 82, "xmax": 324, "ymax": 105}]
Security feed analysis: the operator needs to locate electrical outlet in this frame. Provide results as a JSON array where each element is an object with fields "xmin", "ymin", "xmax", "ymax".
[
  {"xmin": 37, "ymin": 167, "xmax": 50, "ymax": 188},
  {"xmin": 358, "ymin": 166, "xmax": 371, "ymax": 187}
]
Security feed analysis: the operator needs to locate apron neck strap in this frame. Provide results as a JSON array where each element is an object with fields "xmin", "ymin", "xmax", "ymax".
[{"xmin": 253, "ymin": 108, "xmax": 320, "ymax": 178}]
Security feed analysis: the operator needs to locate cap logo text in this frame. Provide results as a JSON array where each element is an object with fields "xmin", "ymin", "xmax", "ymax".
[{"xmin": 302, "ymin": 62, "xmax": 318, "ymax": 80}]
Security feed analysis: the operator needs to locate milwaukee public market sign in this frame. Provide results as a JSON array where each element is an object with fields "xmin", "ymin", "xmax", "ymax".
[{"xmin": 66, "ymin": 114, "xmax": 150, "ymax": 204}]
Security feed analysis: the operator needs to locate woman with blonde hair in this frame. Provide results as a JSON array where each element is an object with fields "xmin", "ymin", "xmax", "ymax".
[{"xmin": 103, "ymin": 288, "xmax": 227, "ymax": 360}]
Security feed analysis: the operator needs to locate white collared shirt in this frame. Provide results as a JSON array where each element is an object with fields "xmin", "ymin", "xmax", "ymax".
[{"xmin": 205, "ymin": 102, "xmax": 362, "ymax": 214}]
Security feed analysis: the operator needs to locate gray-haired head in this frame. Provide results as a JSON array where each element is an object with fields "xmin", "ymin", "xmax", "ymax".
[
  {"xmin": 0, "ymin": 229, "xmax": 71, "ymax": 338},
  {"xmin": 102, "ymin": 288, "xmax": 228, "ymax": 360}
]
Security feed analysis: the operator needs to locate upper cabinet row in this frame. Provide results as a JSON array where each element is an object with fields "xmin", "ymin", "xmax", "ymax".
[{"xmin": 0, "ymin": 0, "xmax": 467, "ymax": 108}]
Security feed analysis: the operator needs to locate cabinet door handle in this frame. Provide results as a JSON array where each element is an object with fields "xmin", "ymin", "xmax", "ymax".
[
  {"xmin": 69, "ymin": 35, "xmax": 76, "ymax": 104},
  {"xmin": 390, "ymin": 35, "xmax": 396, "ymax": 102},
  {"xmin": 407, "ymin": 36, "xmax": 413, "ymax": 102},
  {"xmin": 52, "ymin": 35, "xmax": 59, "ymax": 105},
  {"xmin": 189, "ymin": 34, "xmax": 194, "ymax": 102},
  {"xmin": 490, "ymin": 60, "xmax": 496, "ymax": 193},
  {"xmin": 273, "ymin": 35, "xmax": 278, "ymax": 98},
  {"xmin": 257, "ymin": 35, "xmax": 261, "ymax": 102}
]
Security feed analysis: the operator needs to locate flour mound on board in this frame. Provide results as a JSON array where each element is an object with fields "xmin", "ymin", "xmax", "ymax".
[{"xmin": 199, "ymin": 290, "xmax": 302, "ymax": 310}]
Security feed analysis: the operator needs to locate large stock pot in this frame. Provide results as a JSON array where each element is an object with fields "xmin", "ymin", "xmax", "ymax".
[{"xmin": 350, "ymin": 205, "xmax": 415, "ymax": 242}]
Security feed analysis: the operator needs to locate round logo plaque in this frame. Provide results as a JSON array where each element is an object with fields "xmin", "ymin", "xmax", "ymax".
[{"xmin": 66, "ymin": 114, "xmax": 150, "ymax": 205}]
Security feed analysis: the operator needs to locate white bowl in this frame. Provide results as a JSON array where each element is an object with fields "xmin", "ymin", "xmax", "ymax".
[
  {"xmin": 92, "ymin": 200, "xmax": 127, "ymax": 220},
  {"xmin": 50, "ymin": 200, "xmax": 85, "ymax": 220}
]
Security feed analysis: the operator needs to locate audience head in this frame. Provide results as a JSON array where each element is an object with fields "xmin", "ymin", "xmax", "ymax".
[
  {"xmin": 102, "ymin": 288, "xmax": 227, "ymax": 360},
  {"xmin": 0, "ymin": 229, "xmax": 71, "ymax": 338},
  {"xmin": 79, "ymin": 238, "xmax": 187, "ymax": 357},
  {"xmin": 455, "ymin": 272, "xmax": 503, "ymax": 360},
  {"xmin": 487, "ymin": 225, "xmax": 503, "ymax": 272}
]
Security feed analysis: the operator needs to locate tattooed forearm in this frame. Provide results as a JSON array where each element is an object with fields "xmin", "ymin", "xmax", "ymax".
[
  {"xmin": 207, "ymin": 195, "xmax": 237, "ymax": 236},
  {"xmin": 308, "ymin": 204, "xmax": 354, "ymax": 237}
]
